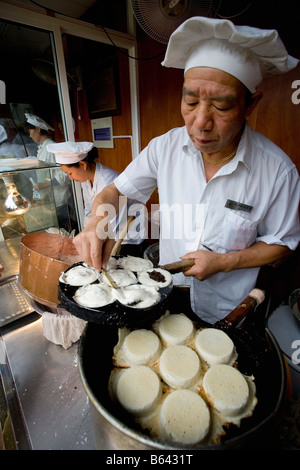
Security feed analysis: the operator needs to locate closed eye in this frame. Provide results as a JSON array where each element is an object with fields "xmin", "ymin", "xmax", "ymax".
[{"xmin": 213, "ymin": 105, "xmax": 231, "ymax": 111}]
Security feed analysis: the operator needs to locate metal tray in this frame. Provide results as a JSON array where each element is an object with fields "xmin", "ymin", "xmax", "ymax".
[{"xmin": 0, "ymin": 275, "xmax": 33, "ymax": 327}]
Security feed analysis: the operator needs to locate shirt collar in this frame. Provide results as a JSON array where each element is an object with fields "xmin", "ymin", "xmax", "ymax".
[
  {"xmin": 182, "ymin": 128, "xmax": 199, "ymax": 157},
  {"xmin": 234, "ymin": 123, "xmax": 252, "ymax": 172}
]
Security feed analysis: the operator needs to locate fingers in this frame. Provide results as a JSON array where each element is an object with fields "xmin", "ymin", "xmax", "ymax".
[
  {"xmin": 102, "ymin": 238, "xmax": 116, "ymax": 268},
  {"xmin": 180, "ymin": 250, "xmax": 218, "ymax": 280},
  {"xmin": 73, "ymin": 232, "xmax": 103, "ymax": 271},
  {"xmin": 180, "ymin": 252, "xmax": 199, "ymax": 276},
  {"xmin": 73, "ymin": 226, "xmax": 117, "ymax": 271},
  {"xmin": 89, "ymin": 239, "xmax": 103, "ymax": 271}
]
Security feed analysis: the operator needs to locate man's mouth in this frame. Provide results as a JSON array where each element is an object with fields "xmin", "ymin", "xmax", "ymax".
[{"xmin": 194, "ymin": 137, "xmax": 216, "ymax": 147}]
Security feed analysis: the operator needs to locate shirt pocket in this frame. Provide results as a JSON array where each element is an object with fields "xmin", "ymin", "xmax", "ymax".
[{"xmin": 217, "ymin": 210, "xmax": 258, "ymax": 252}]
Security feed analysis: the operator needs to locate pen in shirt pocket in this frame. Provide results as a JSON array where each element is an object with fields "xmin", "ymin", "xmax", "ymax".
[{"xmin": 201, "ymin": 244, "xmax": 214, "ymax": 252}]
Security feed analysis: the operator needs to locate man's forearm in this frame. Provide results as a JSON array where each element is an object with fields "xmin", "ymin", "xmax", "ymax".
[
  {"xmin": 222, "ymin": 241, "xmax": 292, "ymax": 272},
  {"xmin": 90, "ymin": 183, "xmax": 124, "ymax": 218},
  {"xmin": 182, "ymin": 241, "xmax": 293, "ymax": 281}
]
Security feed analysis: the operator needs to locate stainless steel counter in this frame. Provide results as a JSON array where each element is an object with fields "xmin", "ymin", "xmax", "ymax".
[
  {"xmin": 0, "ymin": 312, "xmax": 95, "ymax": 450},
  {"xmin": 0, "ymin": 235, "xmax": 95, "ymax": 450}
]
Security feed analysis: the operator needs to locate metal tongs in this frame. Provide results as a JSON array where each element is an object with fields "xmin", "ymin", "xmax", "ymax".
[{"xmin": 102, "ymin": 268, "xmax": 120, "ymax": 289}]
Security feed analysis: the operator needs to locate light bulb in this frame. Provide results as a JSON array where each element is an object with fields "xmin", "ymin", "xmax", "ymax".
[{"xmin": 2, "ymin": 174, "xmax": 31, "ymax": 216}]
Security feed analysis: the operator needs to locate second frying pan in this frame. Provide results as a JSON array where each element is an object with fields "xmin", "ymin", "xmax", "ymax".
[{"xmin": 58, "ymin": 259, "xmax": 175, "ymax": 328}]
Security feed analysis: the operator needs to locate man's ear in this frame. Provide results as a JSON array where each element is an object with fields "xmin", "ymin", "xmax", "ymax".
[{"xmin": 246, "ymin": 91, "xmax": 263, "ymax": 116}]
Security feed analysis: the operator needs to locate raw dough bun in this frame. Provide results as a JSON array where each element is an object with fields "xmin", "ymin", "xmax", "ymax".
[
  {"xmin": 74, "ymin": 283, "xmax": 113, "ymax": 308},
  {"xmin": 138, "ymin": 268, "xmax": 172, "ymax": 288},
  {"xmin": 119, "ymin": 256, "xmax": 153, "ymax": 272},
  {"xmin": 102, "ymin": 268, "xmax": 137, "ymax": 287},
  {"xmin": 113, "ymin": 284, "xmax": 161, "ymax": 309},
  {"xmin": 60, "ymin": 263, "xmax": 99, "ymax": 286}
]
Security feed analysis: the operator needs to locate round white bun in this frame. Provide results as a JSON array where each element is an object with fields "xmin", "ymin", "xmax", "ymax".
[
  {"xmin": 116, "ymin": 366, "xmax": 162, "ymax": 416},
  {"xmin": 159, "ymin": 345, "xmax": 201, "ymax": 389},
  {"xmin": 160, "ymin": 389, "xmax": 210, "ymax": 445},
  {"xmin": 202, "ymin": 364, "xmax": 249, "ymax": 417},
  {"xmin": 123, "ymin": 329, "xmax": 162, "ymax": 365},
  {"xmin": 195, "ymin": 328, "xmax": 236, "ymax": 365},
  {"xmin": 157, "ymin": 313, "xmax": 195, "ymax": 346}
]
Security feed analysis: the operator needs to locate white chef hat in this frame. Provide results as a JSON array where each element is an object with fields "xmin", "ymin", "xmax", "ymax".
[
  {"xmin": 161, "ymin": 17, "xmax": 299, "ymax": 92},
  {"xmin": 0, "ymin": 124, "xmax": 7, "ymax": 143},
  {"xmin": 46, "ymin": 141, "xmax": 94, "ymax": 164},
  {"xmin": 25, "ymin": 113, "xmax": 54, "ymax": 131}
]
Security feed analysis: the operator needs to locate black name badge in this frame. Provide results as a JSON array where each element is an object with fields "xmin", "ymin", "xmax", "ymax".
[{"xmin": 225, "ymin": 199, "xmax": 253, "ymax": 213}]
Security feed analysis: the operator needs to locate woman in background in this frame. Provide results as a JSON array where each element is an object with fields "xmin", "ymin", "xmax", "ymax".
[
  {"xmin": 25, "ymin": 113, "xmax": 55, "ymax": 162},
  {"xmin": 25, "ymin": 113, "xmax": 73, "ymax": 232},
  {"xmin": 47, "ymin": 141, "xmax": 146, "ymax": 255}
]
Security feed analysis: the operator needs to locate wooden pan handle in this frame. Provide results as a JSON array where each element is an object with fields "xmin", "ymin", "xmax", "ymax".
[
  {"xmin": 214, "ymin": 288, "xmax": 265, "ymax": 330},
  {"xmin": 163, "ymin": 259, "xmax": 195, "ymax": 274},
  {"xmin": 111, "ymin": 216, "xmax": 135, "ymax": 257}
]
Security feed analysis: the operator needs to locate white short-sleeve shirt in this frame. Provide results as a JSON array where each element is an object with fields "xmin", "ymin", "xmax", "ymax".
[{"xmin": 114, "ymin": 124, "xmax": 300, "ymax": 322}]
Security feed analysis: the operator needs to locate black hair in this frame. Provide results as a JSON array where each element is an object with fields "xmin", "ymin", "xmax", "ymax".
[{"xmin": 245, "ymin": 88, "xmax": 255, "ymax": 108}]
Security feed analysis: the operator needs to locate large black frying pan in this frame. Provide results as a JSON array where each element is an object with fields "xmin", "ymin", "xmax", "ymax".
[{"xmin": 78, "ymin": 286, "xmax": 287, "ymax": 449}]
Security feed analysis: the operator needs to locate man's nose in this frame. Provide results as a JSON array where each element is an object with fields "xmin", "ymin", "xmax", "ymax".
[{"xmin": 194, "ymin": 104, "xmax": 213, "ymax": 130}]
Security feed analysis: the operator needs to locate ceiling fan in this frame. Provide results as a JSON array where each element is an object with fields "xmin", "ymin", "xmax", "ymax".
[{"xmin": 130, "ymin": 0, "xmax": 214, "ymax": 44}]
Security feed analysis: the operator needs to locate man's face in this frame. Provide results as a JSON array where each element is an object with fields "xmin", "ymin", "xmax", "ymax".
[{"xmin": 181, "ymin": 67, "xmax": 249, "ymax": 155}]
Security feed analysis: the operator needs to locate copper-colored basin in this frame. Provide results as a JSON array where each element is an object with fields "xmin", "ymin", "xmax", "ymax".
[{"xmin": 19, "ymin": 232, "xmax": 81, "ymax": 308}]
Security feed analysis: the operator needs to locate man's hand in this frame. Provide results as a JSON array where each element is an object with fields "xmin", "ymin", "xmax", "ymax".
[
  {"xmin": 73, "ymin": 183, "xmax": 123, "ymax": 270},
  {"xmin": 181, "ymin": 250, "xmax": 226, "ymax": 280},
  {"xmin": 73, "ymin": 216, "xmax": 115, "ymax": 270}
]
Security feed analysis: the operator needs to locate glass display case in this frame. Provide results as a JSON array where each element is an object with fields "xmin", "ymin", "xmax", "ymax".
[
  {"xmin": 0, "ymin": 162, "xmax": 77, "ymax": 241},
  {"xmin": 0, "ymin": 105, "xmax": 79, "ymax": 240},
  {"xmin": 0, "ymin": 105, "xmax": 80, "ymax": 326}
]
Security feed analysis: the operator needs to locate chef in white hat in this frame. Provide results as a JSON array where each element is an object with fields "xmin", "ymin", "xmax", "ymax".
[
  {"xmin": 25, "ymin": 113, "xmax": 73, "ymax": 230},
  {"xmin": 73, "ymin": 17, "xmax": 300, "ymax": 323},
  {"xmin": 25, "ymin": 113, "xmax": 55, "ymax": 162},
  {"xmin": 48, "ymin": 141, "xmax": 146, "ymax": 253}
]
